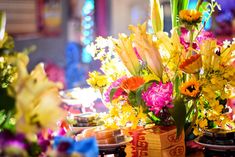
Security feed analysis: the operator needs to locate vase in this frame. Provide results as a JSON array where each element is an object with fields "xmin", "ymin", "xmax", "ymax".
[{"xmin": 124, "ymin": 125, "xmax": 185, "ymax": 157}]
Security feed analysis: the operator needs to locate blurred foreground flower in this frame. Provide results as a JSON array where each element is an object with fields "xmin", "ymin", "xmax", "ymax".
[{"xmin": 10, "ymin": 54, "xmax": 66, "ymax": 139}]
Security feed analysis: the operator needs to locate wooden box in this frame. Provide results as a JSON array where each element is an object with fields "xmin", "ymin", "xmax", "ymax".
[{"xmin": 125, "ymin": 126, "xmax": 185, "ymax": 157}]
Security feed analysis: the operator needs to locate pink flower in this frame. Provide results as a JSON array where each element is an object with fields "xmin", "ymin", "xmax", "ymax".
[
  {"xmin": 180, "ymin": 28, "xmax": 215, "ymax": 51},
  {"xmin": 142, "ymin": 82, "xmax": 173, "ymax": 115},
  {"xmin": 104, "ymin": 76, "xmax": 127, "ymax": 102}
]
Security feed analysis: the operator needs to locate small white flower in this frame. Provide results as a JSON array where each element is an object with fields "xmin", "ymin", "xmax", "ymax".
[
  {"xmin": 232, "ymin": 38, "xmax": 235, "ymax": 44},
  {"xmin": 95, "ymin": 36, "xmax": 112, "ymax": 49},
  {"xmin": 223, "ymin": 40, "xmax": 231, "ymax": 48},
  {"xmin": 86, "ymin": 43, "xmax": 97, "ymax": 57}
]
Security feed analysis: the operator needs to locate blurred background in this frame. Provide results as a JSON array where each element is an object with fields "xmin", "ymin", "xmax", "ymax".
[{"xmin": 0, "ymin": 0, "xmax": 234, "ymax": 89}]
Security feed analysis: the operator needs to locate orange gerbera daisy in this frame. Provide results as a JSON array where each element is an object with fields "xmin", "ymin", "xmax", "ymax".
[
  {"xmin": 121, "ymin": 76, "xmax": 145, "ymax": 92},
  {"xmin": 180, "ymin": 80, "xmax": 200, "ymax": 97},
  {"xmin": 179, "ymin": 10, "xmax": 202, "ymax": 25},
  {"xmin": 179, "ymin": 54, "xmax": 202, "ymax": 74}
]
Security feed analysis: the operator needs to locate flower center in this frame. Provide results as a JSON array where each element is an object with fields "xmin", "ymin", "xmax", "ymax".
[{"xmin": 187, "ymin": 85, "xmax": 196, "ymax": 92}]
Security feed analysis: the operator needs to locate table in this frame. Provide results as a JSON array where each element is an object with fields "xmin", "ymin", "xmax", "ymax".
[{"xmin": 99, "ymin": 145, "xmax": 126, "ymax": 157}]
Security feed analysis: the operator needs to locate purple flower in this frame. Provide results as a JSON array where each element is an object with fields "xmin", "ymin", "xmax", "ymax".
[
  {"xmin": 37, "ymin": 131, "xmax": 51, "ymax": 152},
  {"xmin": 104, "ymin": 76, "xmax": 127, "ymax": 102},
  {"xmin": 142, "ymin": 82, "xmax": 173, "ymax": 115},
  {"xmin": 0, "ymin": 131, "xmax": 28, "ymax": 155}
]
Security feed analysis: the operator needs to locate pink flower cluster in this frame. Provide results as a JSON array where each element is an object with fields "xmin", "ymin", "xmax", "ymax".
[
  {"xmin": 142, "ymin": 82, "xmax": 173, "ymax": 115},
  {"xmin": 180, "ymin": 28, "xmax": 214, "ymax": 51},
  {"xmin": 104, "ymin": 76, "xmax": 127, "ymax": 102}
]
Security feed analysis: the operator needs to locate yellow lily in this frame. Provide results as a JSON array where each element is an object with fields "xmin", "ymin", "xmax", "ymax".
[
  {"xmin": 220, "ymin": 42, "xmax": 235, "ymax": 64},
  {"xmin": 150, "ymin": 0, "xmax": 164, "ymax": 33},
  {"xmin": 113, "ymin": 34, "xmax": 141, "ymax": 76},
  {"xmin": 199, "ymin": 39, "xmax": 217, "ymax": 71},
  {"xmin": 11, "ymin": 58, "xmax": 66, "ymax": 138},
  {"xmin": 129, "ymin": 23, "xmax": 163, "ymax": 80}
]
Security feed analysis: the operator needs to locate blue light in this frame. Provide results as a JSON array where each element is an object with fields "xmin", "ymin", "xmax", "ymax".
[
  {"xmin": 82, "ymin": 46, "xmax": 92, "ymax": 63},
  {"xmin": 83, "ymin": 39, "xmax": 90, "ymax": 45},
  {"xmin": 188, "ymin": 0, "xmax": 197, "ymax": 9},
  {"xmin": 83, "ymin": 23, "xmax": 92, "ymax": 29},
  {"xmin": 85, "ymin": 16, "xmax": 92, "ymax": 21},
  {"xmin": 83, "ymin": 30, "xmax": 90, "ymax": 36},
  {"xmin": 204, "ymin": 18, "xmax": 212, "ymax": 30},
  {"xmin": 81, "ymin": 0, "xmax": 95, "ymax": 63}
]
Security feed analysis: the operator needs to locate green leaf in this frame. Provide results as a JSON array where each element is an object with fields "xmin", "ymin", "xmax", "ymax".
[
  {"xmin": 2, "ymin": 111, "xmax": 15, "ymax": 131},
  {"xmin": 148, "ymin": 112, "xmax": 160, "ymax": 124},
  {"xmin": 136, "ymin": 80, "xmax": 156, "ymax": 107},
  {"xmin": 136, "ymin": 86, "xmax": 144, "ymax": 106},
  {"xmin": 0, "ymin": 110, "xmax": 6, "ymax": 125},
  {"xmin": 109, "ymin": 87, "xmax": 118, "ymax": 102},
  {"xmin": 199, "ymin": 2, "xmax": 209, "ymax": 13},
  {"xmin": 170, "ymin": 0, "xmax": 179, "ymax": 28},
  {"xmin": 169, "ymin": 97, "xmax": 186, "ymax": 137},
  {"xmin": 0, "ymin": 88, "xmax": 15, "ymax": 112},
  {"xmin": 182, "ymin": 0, "xmax": 189, "ymax": 10},
  {"xmin": 174, "ymin": 75, "xmax": 180, "ymax": 96},
  {"xmin": 128, "ymin": 91, "xmax": 138, "ymax": 107}
]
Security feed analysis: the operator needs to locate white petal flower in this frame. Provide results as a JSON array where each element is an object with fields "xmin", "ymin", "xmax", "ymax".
[{"xmin": 223, "ymin": 40, "xmax": 231, "ymax": 48}]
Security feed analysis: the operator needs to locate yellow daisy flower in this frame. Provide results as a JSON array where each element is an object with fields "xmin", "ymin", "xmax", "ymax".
[
  {"xmin": 180, "ymin": 80, "xmax": 200, "ymax": 97},
  {"xmin": 179, "ymin": 10, "xmax": 202, "ymax": 26},
  {"xmin": 198, "ymin": 119, "xmax": 208, "ymax": 128},
  {"xmin": 86, "ymin": 71, "xmax": 108, "ymax": 89}
]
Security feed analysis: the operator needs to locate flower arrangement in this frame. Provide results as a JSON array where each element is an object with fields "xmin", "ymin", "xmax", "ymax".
[{"xmin": 87, "ymin": 0, "xmax": 235, "ymax": 137}]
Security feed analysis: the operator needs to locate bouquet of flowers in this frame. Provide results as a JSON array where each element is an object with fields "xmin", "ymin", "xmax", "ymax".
[{"xmin": 87, "ymin": 0, "xmax": 235, "ymax": 137}]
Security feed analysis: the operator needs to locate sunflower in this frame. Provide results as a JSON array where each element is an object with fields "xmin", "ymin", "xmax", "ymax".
[
  {"xmin": 179, "ymin": 54, "xmax": 202, "ymax": 74},
  {"xmin": 121, "ymin": 76, "xmax": 145, "ymax": 92},
  {"xmin": 180, "ymin": 80, "xmax": 200, "ymax": 97},
  {"xmin": 179, "ymin": 10, "xmax": 202, "ymax": 26}
]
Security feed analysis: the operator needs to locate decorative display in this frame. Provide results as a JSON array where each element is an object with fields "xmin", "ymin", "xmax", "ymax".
[{"xmin": 87, "ymin": 0, "xmax": 235, "ymax": 139}]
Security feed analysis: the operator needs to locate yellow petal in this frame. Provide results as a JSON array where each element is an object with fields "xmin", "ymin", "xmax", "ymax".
[
  {"xmin": 150, "ymin": 0, "xmax": 163, "ymax": 33},
  {"xmin": 114, "ymin": 34, "xmax": 141, "ymax": 76}
]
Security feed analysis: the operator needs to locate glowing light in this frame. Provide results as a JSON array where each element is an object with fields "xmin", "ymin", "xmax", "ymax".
[{"xmin": 81, "ymin": 0, "xmax": 95, "ymax": 63}]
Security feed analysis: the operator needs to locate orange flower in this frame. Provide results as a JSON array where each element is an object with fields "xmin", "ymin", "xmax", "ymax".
[
  {"xmin": 180, "ymin": 80, "xmax": 200, "ymax": 97},
  {"xmin": 121, "ymin": 76, "xmax": 145, "ymax": 92},
  {"xmin": 179, "ymin": 10, "xmax": 202, "ymax": 25},
  {"xmin": 179, "ymin": 54, "xmax": 202, "ymax": 74}
]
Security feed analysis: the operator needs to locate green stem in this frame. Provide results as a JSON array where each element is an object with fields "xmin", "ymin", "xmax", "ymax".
[
  {"xmin": 196, "ymin": 0, "xmax": 203, "ymax": 11},
  {"xmin": 185, "ymin": 100, "xmax": 198, "ymax": 136},
  {"xmin": 188, "ymin": 28, "xmax": 194, "ymax": 57},
  {"xmin": 147, "ymin": 112, "xmax": 159, "ymax": 125},
  {"xmin": 185, "ymin": 101, "xmax": 194, "ymax": 118}
]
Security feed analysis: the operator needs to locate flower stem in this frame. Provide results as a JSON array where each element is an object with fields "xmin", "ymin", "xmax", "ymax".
[
  {"xmin": 185, "ymin": 100, "xmax": 198, "ymax": 136},
  {"xmin": 196, "ymin": 0, "xmax": 203, "ymax": 11},
  {"xmin": 188, "ymin": 28, "xmax": 194, "ymax": 57}
]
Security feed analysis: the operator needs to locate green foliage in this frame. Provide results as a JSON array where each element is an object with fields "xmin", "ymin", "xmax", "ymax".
[
  {"xmin": 0, "ymin": 60, "xmax": 16, "ymax": 88},
  {"xmin": 109, "ymin": 87, "xmax": 119, "ymax": 102},
  {"xmin": 198, "ymin": 2, "xmax": 210, "ymax": 13},
  {"xmin": 169, "ymin": 96, "xmax": 186, "ymax": 137},
  {"xmin": 0, "ymin": 88, "xmax": 16, "ymax": 131},
  {"xmin": 27, "ymin": 142, "xmax": 42, "ymax": 157},
  {"xmin": 170, "ymin": 0, "xmax": 189, "ymax": 28}
]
